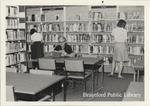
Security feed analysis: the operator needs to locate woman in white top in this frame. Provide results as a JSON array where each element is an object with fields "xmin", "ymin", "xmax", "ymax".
[
  {"xmin": 30, "ymin": 28, "xmax": 44, "ymax": 69},
  {"xmin": 109, "ymin": 19, "xmax": 129, "ymax": 79}
]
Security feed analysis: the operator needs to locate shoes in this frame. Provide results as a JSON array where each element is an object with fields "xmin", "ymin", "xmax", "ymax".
[
  {"xmin": 107, "ymin": 73, "xmax": 114, "ymax": 77},
  {"xmin": 117, "ymin": 76, "xmax": 124, "ymax": 79}
]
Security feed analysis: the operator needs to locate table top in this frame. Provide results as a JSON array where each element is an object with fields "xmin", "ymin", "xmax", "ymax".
[
  {"xmin": 6, "ymin": 72, "xmax": 66, "ymax": 95},
  {"xmin": 41, "ymin": 56, "xmax": 104, "ymax": 65}
]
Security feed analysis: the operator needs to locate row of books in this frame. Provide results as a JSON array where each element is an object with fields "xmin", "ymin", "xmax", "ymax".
[
  {"xmin": 66, "ymin": 34, "xmax": 90, "ymax": 43},
  {"xmin": 27, "ymin": 24, "xmax": 64, "ymax": 32},
  {"xmin": 91, "ymin": 34, "xmax": 112, "ymax": 43},
  {"xmin": 42, "ymin": 24, "xmax": 64, "ymax": 32},
  {"xmin": 118, "ymin": 11, "xmax": 144, "ymax": 20},
  {"xmin": 43, "ymin": 33, "xmax": 61, "ymax": 42},
  {"xmin": 90, "ymin": 7, "xmax": 117, "ymax": 20},
  {"xmin": 26, "ymin": 14, "xmax": 41, "ymax": 22},
  {"xmin": 92, "ymin": 22, "xmax": 115, "ymax": 32},
  {"xmin": 44, "ymin": 45, "xmax": 55, "ymax": 52},
  {"xmin": 6, "ymin": 30, "xmax": 25, "ymax": 41},
  {"xmin": 27, "ymin": 13, "xmax": 64, "ymax": 22},
  {"xmin": 7, "ymin": 19, "xmax": 18, "ymax": 28},
  {"xmin": 43, "ymin": 44, "xmax": 144, "ymax": 56},
  {"xmin": 127, "ymin": 34, "xmax": 144, "ymax": 44},
  {"xmin": 128, "ymin": 46, "xmax": 144, "ymax": 55},
  {"xmin": 126, "ymin": 22, "xmax": 144, "ymax": 32},
  {"xmin": 6, "ymin": 53, "xmax": 26, "ymax": 66},
  {"xmin": 66, "ymin": 23, "xmax": 88, "ymax": 32},
  {"xmin": 6, "ymin": 42, "xmax": 26, "ymax": 53},
  {"xmin": 6, "ymin": 6, "xmax": 18, "ymax": 17}
]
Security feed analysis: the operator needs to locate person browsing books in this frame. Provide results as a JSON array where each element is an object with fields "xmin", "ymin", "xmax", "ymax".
[
  {"xmin": 30, "ymin": 28, "xmax": 44, "ymax": 69},
  {"xmin": 54, "ymin": 36, "xmax": 75, "ymax": 57},
  {"xmin": 108, "ymin": 19, "xmax": 129, "ymax": 79}
]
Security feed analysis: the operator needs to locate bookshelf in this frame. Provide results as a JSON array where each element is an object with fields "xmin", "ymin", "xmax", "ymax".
[
  {"xmin": 6, "ymin": 6, "xmax": 27, "ymax": 72},
  {"xmin": 25, "ymin": 5, "xmax": 144, "ymax": 73}
]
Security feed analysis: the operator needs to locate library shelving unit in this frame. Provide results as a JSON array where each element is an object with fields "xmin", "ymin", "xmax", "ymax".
[
  {"xmin": 6, "ymin": 6, "xmax": 27, "ymax": 72},
  {"xmin": 25, "ymin": 5, "xmax": 144, "ymax": 73}
]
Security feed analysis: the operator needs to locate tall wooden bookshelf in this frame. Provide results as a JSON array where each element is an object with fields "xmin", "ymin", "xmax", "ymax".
[
  {"xmin": 6, "ymin": 6, "xmax": 27, "ymax": 72},
  {"xmin": 25, "ymin": 5, "xmax": 144, "ymax": 73}
]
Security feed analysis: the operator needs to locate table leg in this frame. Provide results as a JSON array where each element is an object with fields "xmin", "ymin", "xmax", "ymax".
[
  {"xmin": 96, "ymin": 67, "xmax": 99, "ymax": 86},
  {"xmin": 92, "ymin": 69, "xmax": 95, "ymax": 94},
  {"xmin": 101, "ymin": 64, "xmax": 104, "ymax": 88},
  {"xmin": 52, "ymin": 90, "xmax": 55, "ymax": 101},
  {"xmin": 62, "ymin": 81, "xmax": 66, "ymax": 101},
  {"xmin": 137, "ymin": 70, "xmax": 140, "ymax": 81}
]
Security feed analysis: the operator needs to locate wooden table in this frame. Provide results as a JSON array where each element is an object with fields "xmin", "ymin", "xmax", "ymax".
[
  {"xmin": 40, "ymin": 56, "xmax": 104, "ymax": 93},
  {"xmin": 6, "ymin": 72, "xmax": 66, "ymax": 101}
]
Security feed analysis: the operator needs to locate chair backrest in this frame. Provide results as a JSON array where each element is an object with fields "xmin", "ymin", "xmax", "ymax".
[
  {"xmin": 30, "ymin": 69, "xmax": 54, "ymax": 75},
  {"xmin": 6, "ymin": 85, "xmax": 15, "ymax": 101},
  {"xmin": 65, "ymin": 59, "xmax": 84, "ymax": 72},
  {"xmin": 38, "ymin": 58, "xmax": 56, "ymax": 70}
]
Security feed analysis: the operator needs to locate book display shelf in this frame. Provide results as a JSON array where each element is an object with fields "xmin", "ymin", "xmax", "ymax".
[
  {"xmin": 9, "ymin": 5, "xmax": 144, "ymax": 73},
  {"xmin": 6, "ymin": 6, "xmax": 27, "ymax": 72}
]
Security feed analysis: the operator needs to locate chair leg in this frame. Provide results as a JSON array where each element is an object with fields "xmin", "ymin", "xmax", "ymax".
[
  {"xmin": 96, "ymin": 69, "xmax": 99, "ymax": 86},
  {"xmin": 133, "ymin": 71, "xmax": 136, "ymax": 82},
  {"xmin": 84, "ymin": 80, "xmax": 86, "ymax": 92},
  {"xmin": 137, "ymin": 70, "xmax": 140, "ymax": 81}
]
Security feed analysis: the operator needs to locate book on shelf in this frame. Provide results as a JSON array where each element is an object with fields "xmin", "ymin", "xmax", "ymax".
[
  {"xmin": 6, "ymin": 53, "xmax": 26, "ymax": 66},
  {"xmin": 6, "ymin": 6, "xmax": 18, "ymax": 17},
  {"xmin": 6, "ymin": 30, "xmax": 25, "ymax": 41},
  {"xmin": 118, "ymin": 11, "xmax": 144, "ymax": 20},
  {"xmin": 128, "ymin": 46, "xmax": 144, "ymax": 55},
  {"xmin": 41, "ymin": 23, "xmax": 64, "ymax": 32},
  {"xmin": 92, "ymin": 22, "xmax": 115, "ymax": 32},
  {"xmin": 91, "ymin": 6, "xmax": 117, "ymax": 20},
  {"xmin": 6, "ymin": 42, "xmax": 26, "ymax": 53},
  {"xmin": 91, "ymin": 34, "xmax": 112, "ymax": 43},
  {"xmin": 43, "ymin": 33, "xmax": 60, "ymax": 42},
  {"xmin": 44, "ymin": 45, "xmax": 55, "ymax": 52},
  {"xmin": 66, "ymin": 34, "xmax": 90, "ymax": 43},
  {"xmin": 66, "ymin": 23, "xmax": 87, "ymax": 32},
  {"xmin": 126, "ymin": 22, "xmax": 144, "ymax": 32},
  {"xmin": 127, "ymin": 34, "xmax": 144, "ymax": 44},
  {"xmin": 7, "ymin": 19, "xmax": 18, "ymax": 28}
]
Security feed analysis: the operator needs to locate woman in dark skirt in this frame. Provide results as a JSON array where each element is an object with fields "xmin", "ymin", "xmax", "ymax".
[{"xmin": 30, "ymin": 28, "xmax": 44, "ymax": 69}]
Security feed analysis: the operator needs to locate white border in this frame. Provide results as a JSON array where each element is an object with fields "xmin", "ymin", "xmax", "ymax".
[{"xmin": 1, "ymin": 0, "xmax": 150, "ymax": 106}]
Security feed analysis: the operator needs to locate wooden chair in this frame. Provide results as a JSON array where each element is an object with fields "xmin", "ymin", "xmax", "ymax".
[
  {"xmin": 38, "ymin": 58, "xmax": 56, "ymax": 75},
  {"xmin": 132, "ymin": 58, "xmax": 144, "ymax": 82},
  {"xmin": 64, "ymin": 59, "xmax": 91, "ymax": 92},
  {"xmin": 6, "ymin": 85, "xmax": 15, "ymax": 101}
]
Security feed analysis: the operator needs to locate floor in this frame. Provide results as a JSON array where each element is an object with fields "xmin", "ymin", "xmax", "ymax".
[{"xmin": 55, "ymin": 72, "xmax": 135, "ymax": 101}]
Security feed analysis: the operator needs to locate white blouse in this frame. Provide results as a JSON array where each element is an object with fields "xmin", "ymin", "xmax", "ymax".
[
  {"xmin": 31, "ymin": 33, "xmax": 43, "ymax": 42},
  {"xmin": 111, "ymin": 27, "xmax": 127, "ymax": 43}
]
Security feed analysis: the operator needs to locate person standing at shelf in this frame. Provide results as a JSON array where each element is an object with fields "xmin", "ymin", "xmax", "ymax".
[
  {"xmin": 108, "ymin": 19, "xmax": 129, "ymax": 79},
  {"xmin": 30, "ymin": 28, "xmax": 44, "ymax": 69},
  {"xmin": 54, "ymin": 36, "xmax": 75, "ymax": 57}
]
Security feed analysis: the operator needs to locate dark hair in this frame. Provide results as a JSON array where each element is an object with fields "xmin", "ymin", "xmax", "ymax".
[
  {"xmin": 30, "ymin": 28, "xmax": 37, "ymax": 35},
  {"xmin": 117, "ymin": 19, "xmax": 126, "ymax": 28}
]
